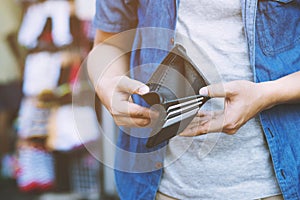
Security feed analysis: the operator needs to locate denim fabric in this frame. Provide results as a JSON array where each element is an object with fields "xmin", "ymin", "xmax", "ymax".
[
  {"xmin": 93, "ymin": 0, "xmax": 300, "ymax": 199},
  {"xmin": 255, "ymin": 1, "xmax": 300, "ymax": 199}
]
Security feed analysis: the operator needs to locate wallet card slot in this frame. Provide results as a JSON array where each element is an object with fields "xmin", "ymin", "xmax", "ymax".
[
  {"xmin": 166, "ymin": 100, "xmax": 203, "ymax": 119},
  {"xmin": 162, "ymin": 108, "xmax": 199, "ymax": 128},
  {"xmin": 144, "ymin": 44, "xmax": 211, "ymax": 148},
  {"xmin": 166, "ymin": 96, "xmax": 204, "ymax": 112}
]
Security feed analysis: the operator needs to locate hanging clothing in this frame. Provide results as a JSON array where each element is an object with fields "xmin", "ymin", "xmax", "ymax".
[{"xmin": 18, "ymin": 0, "xmax": 73, "ymax": 49}]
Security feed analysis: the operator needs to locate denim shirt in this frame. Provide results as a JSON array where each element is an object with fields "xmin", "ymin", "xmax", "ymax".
[{"xmin": 94, "ymin": 0, "xmax": 300, "ymax": 199}]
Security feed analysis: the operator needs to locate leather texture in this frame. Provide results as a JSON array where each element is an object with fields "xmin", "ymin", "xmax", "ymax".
[{"xmin": 138, "ymin": 44, "xmax": 210, "ymax": 148}]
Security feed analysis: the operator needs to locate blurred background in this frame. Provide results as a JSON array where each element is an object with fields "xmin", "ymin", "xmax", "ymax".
[{"xmin": 0, "ymin": 0, "xmax": 119, "ymax": 199}]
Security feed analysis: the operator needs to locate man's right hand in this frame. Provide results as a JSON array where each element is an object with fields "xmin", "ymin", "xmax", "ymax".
[
  {"xmin": 96, "ymin": 75, "xmax": 157, "ymax": 127},
  {"xmin": 89, "ymin": 30, "xmax": 157, "ymax": 127}
]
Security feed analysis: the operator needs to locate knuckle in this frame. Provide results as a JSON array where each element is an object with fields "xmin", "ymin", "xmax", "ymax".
[
  {"xmin": 110, "ymin": 109, "xmax": 119, "ymax": 117},
  {"xmin": 226, "ymin": 123, "xmax": 236, "ymax": 130},
  {"xmin": 225, "ymin": 121, "xmax": 237, "ymax": 130},
  {"xmin": 191, "ymin": 127, "xmax": 201, "ymax": 135},
  {"xmin": 142, "ymin": 120, "xmax": 150, "ymax": 126},
  {"xmin": 133, "ymin": 110, "xmax": 142, "ymax": 117},
  {"xmin": 139, "ymin": 119, "xmax": 150, "ymax": 126},
  {"xmin": 133, "ymin": 107, "xmax": 146, "ymax": 117},
  {"xmin": 114, "ymin": 118, "xmax": 123, "ymax": 126},
  {"xmin": 224, "ymin": 129, "xmax": 237, "ymax": 135},
  {"xmin": 224, "ymin": 121, "xmax": 239, "ymax": 134},
  {"xmin": 224, "ymin": 86, "xmax": 235, "ymax": 96},
  {"xmin": 131, "ymin": 118, "xmax": 149, "ymax": 127}
]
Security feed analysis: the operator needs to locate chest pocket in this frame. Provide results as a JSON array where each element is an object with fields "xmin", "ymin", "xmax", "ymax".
[{"xmin": 256, "ymin": 0, "xmax": 300, "ymax": 56}]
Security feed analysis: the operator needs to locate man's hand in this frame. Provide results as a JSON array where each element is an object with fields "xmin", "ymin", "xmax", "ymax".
[
  {"xmin": 89, "ymin": 30, "xmax": 158, "ymax": 128},
  {"xmin": 180, "ymin": 80, "xmax": 273, "ymax": 136},
  {"xmin": 96, "ymin": 75, "xmax": 157, "ymax": 127}
]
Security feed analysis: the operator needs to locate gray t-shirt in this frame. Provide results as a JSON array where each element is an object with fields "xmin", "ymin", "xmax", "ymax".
[{"xmin": 158, "ymin": 0, "xmax": 281, "ymax": 199}]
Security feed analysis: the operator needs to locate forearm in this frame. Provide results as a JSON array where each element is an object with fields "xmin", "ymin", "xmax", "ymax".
[
  {"xmin": 260, "ymin": 71, "xmax": 300, "ymax": 109},
  {"xmin": 87, "ymin": 44, "xmax": 129, "ymax": 88},
  {"xmin": 87, "ymin": 30, "xmax": 130, "ymax": 88},
  {"xmin": 86, "ymin": 30, "xmax": 153, "ymax": 127}
]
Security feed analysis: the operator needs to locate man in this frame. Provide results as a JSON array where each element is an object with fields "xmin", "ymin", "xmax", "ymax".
[{"xmin": 88, "ymin": 0, "xmax": 300, "ymax": 199}]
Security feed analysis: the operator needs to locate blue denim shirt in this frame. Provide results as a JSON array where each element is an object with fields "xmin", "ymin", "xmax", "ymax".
[{"xmin": 94, "ymin": 0, "xmax": 300, "ymax": 199}]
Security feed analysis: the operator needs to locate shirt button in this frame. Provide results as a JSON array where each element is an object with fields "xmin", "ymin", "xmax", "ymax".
[
  {"xmin": 170, "ymin": 37, "xmax": 174, "ymax": 45},
  {"xmin": 267, "ymin": 127, "xmax": 274, "ymax": 138},
  {"xmin": 280, "ymin": 169, "xmax": 286, "ymax": 179},
  {"xmin": 155, "ymin": 162, "xmax": 163, "ymax": 169}
]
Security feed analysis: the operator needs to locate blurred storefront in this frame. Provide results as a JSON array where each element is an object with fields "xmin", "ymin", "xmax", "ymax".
[{"xmin": 0, "ymin": 0, "xmax": 118, "ymax": 199}]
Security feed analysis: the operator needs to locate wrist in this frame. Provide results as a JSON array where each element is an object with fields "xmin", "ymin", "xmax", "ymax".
[{"xmin": 258, "ymin": 80, "xmax": 282, "ymax": 110}]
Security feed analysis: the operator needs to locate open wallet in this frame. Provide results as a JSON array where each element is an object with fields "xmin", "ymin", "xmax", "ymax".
[{"xmin": 135, "ymin": 44, "xmax": 210, "ymax": 148}]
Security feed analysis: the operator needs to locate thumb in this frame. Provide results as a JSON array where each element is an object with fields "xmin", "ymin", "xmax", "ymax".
[
  {"xmin": 199, "ymin": 83, "xmax": 226, "ymax": 98},
  {"xmin": 118, "ymin": 76, "xmax": 149, "ymax": 95}
]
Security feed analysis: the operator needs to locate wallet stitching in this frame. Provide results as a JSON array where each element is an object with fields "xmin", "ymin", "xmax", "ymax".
[{"xmin": 156, "ymin": 66, "xmax": 170, "ymax": 92}]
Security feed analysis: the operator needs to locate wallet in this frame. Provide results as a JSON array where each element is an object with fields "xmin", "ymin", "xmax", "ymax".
[{"xmin": 136, "ymin": 44, "xmax": 210, "ymax": 148}]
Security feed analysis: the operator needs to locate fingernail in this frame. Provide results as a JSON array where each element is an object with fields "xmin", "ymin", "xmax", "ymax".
[
  {"xmin": 199, "ymin": 87, "xmax": 208, "ymax": 96},
  {"xmin": 138, "ymin": 85, "xmax": 149, "ymax": 94}
]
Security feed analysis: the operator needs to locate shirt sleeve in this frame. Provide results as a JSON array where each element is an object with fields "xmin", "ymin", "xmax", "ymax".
[{"xmin": 93, "ymin": 0, "xmax": 138, "ymax": 33}]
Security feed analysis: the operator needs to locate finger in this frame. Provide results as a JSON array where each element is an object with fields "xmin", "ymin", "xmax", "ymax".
[
  {"xmin": 200, "ymin": 111, "xmax": 225, "ymax": 133},
  {"xmin": 187, "ymin": 118, "xmax": 209, "ymax": 128},
  {"xmin": 199, "ymin": 83, "xmax": 226, "ymax": 98},
  {"xmin": 182, "ymin": 121, "xmax": 210, "ymax": 136},
  {"xmin": 114, "ymin": 116, "xmax": 151, "ymax": 127},
  {"xmin": 180, "ymin": 111, "xmax": 225, "ymax": 136},
  {"xmin": 197, "ymin": 110, "xmax": 215, "ymax": 117},
  {"xmin": 195, "ymin": 110, "xmax": 243, "ymax": 135},
  {"xmin": 118, "ymin": 76, "xmax": 149, "ymax": 95},
  {"xmin": 188, "ymin": 113, "xmax": 212, "ymax": 126},
  {"xmin": 115, "ymin": 102, "xmax": 159, "ymax": 119},
  {"xmin": 196, "ymin": 110, "xmax": 224, "ymax": 118},
  {"xmin": 179, "ymin": 113, "xmax": 210, "ymax": 137},
  {"xmin": 179, "ymin": 116, "xmax": 211, "ymax": 136}
]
